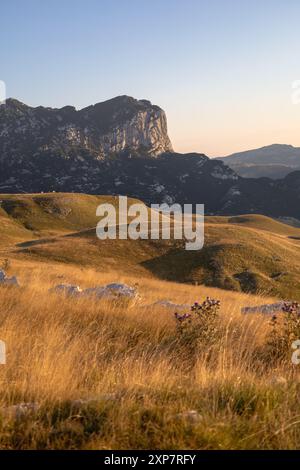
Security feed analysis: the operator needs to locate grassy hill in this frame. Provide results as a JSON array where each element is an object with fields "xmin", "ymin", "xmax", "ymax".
[
  {"xmin": 0, "ymin": 193, "xmax": 146, "ymax": 234},
  {"xmin": 1, "ymin": 193, "xmax": 300, "ymax": 299},
  {"xmin": 1, "ymin": 193, "xmax": 300, "ymax": 449},
  {"xmin": 207, "ymin": 213, "xmax": 300, "ymax": 236}
]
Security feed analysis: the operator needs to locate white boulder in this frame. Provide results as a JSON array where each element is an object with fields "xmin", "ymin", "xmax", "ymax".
[
  {"xmin": 241, "ymin": 302, "xmax": 285, "ymax": 314},
  {"xmin": 3, "ymin": 276, "xmax": 19, "ymax": 286},
  {"xmin": 50, "ymin": 282, "xmax": 139, "ymax": 301},
  {"xmin": 50, "ymin": 284, "xmax": 83, "ymax": 296},
  {"xmin": 0, "ymin": 269, "xmax": 19, "ymax": 287},
  {"xmin": 83, "ymin": 283, "xmax": 138, "ymax": 300}
]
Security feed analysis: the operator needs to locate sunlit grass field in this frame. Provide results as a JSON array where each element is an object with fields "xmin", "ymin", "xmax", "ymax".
[
  {"xmin": 0, "ymin": 194, "xmax": 300, "ymax": 449},
  {"xmin": 0, "ymin": 260, "xmax": 298, "ymax": 450}
]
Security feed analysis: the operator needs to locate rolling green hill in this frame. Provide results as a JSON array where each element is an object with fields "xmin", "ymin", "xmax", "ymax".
[
  {"xmin": 207, "ymin": 213, "xmax": 300, "ymax": 236},
  {"xmin": 0, "ymin": 193, "xmax": 136, "ymax": 233},
  {"xmin": 1, "ymin": 193, "xmax": 300, "ymax": 299}
]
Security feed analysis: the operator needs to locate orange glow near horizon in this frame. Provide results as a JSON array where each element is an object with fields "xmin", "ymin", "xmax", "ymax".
[{"xmin": 167, "ymin": 93, "xmax": 300, "ymax": 157}]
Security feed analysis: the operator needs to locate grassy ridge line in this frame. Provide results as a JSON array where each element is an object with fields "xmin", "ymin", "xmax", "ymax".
[
  {"xmin": 206, "ymin": 213, "xmax": 300, "ymax": 236},
  {"xmin": 1, "ymin": 193, "xmax": 300, "ymax": 298},
  {"xmin": 11, "ymin": 219, "xmax": 300, "ymax": 299}
]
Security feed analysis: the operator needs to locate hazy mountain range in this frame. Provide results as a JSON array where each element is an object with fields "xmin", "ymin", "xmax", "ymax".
[
  {"xmin": 217, "ymin": 144, "xmax": 300, "ymax": 179},
  {"xmin": 1, "ymin": 96, "xmax": 300, "ymax": 219}
]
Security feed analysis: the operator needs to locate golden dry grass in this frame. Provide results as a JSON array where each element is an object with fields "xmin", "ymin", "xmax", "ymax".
[
  {"xmin": 2, "ymin": 193, "xmax": 300, "ymax": 299},
  {"xmin": 1, "ymin": 194, "xmax": 300, "ymax": 448},
  {"xmin": 0, "ymin": 260, "xmax": 299, "ymax": 449}
]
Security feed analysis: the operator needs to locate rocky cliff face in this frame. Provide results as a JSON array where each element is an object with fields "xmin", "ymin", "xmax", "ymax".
[{"xmin": 0, "ymin": 95, "xmax": 173, "ymax": 165}]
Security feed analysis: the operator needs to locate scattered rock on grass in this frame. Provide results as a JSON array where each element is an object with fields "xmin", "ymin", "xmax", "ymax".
[
  {"xmin": 71, "ymin": 393, "xmax": 117, "ymax": 408},
  {"xmin": 176, "ymin": 410, "xmax": 203, "ymax": 424},
  {"xmin": 50, "ymin": 282, "xmax": 139, "ymax": 300},
  {"xmin": 50, "ymin": 284, "xmax": 83, "ymax": 296},
  {"xmin": 1, "ymin": 402, "xmax": 40, "ymax": 420},
  {"xmin": 0, "ymin": 269, "xmax": 19, "ymax": 287},
  {"xmin": 241, "ymin": 302, "xmax": 285, "ymax": 315},
  {"xmin": 83, "ymin": 283, "xmax": 138, "ymax": 300}
]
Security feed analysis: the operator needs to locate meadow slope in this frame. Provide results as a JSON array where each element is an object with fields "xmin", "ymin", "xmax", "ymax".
[
  {"xmin": 1, "ymin": 193, "xmax": 300, "ymax": 299},
  {"xmin": 0, "ymin": 194, "xmax": 299, "ymax": 449}
]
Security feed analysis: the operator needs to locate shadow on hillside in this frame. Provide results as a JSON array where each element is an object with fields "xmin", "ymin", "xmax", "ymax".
[
  {"xmin": 140, "ymin": 244, "xmax": 239, "ymax": 291},
  {"xmin": 16, "ymin": 238, "xmax": 58, "ymax": 248},
  {"xmin": 141, "ymin": 247, "xmax": 200, "ymax": 283},
  {"xmin": 63, "ymin": 227, "xmax": 100, "ymax": 238},
  {"xmin": 15, "ymin": 226, "xmax": 98, "ymax": 249}
]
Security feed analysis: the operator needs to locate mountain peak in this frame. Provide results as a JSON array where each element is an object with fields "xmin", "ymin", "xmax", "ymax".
[
  {"xmin": 5, "ymin": 98, "xmax": 29, "ymax": 109},
  {"xmin": 0, "ymin": 95, "xmax": 173, "ymax": 162},
  {"xmin": 260, "ymin": 143, "xmax": 295, "ymax": 151}
]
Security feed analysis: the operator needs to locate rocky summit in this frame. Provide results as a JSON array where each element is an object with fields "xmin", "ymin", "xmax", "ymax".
[{"xmin": 0, "ymin": 95, "xmax": 173, "ymax": 164}]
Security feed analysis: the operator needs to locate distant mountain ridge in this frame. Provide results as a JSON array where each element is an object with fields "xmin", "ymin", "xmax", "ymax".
[{"xmin": 217, "ymin": 144, "xmax": 300, "ymax": 178}]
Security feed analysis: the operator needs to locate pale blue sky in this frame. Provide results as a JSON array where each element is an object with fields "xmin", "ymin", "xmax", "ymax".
[{"xmin": 2, "ymin": 0, "xmax": 300, "ymax": 155}]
